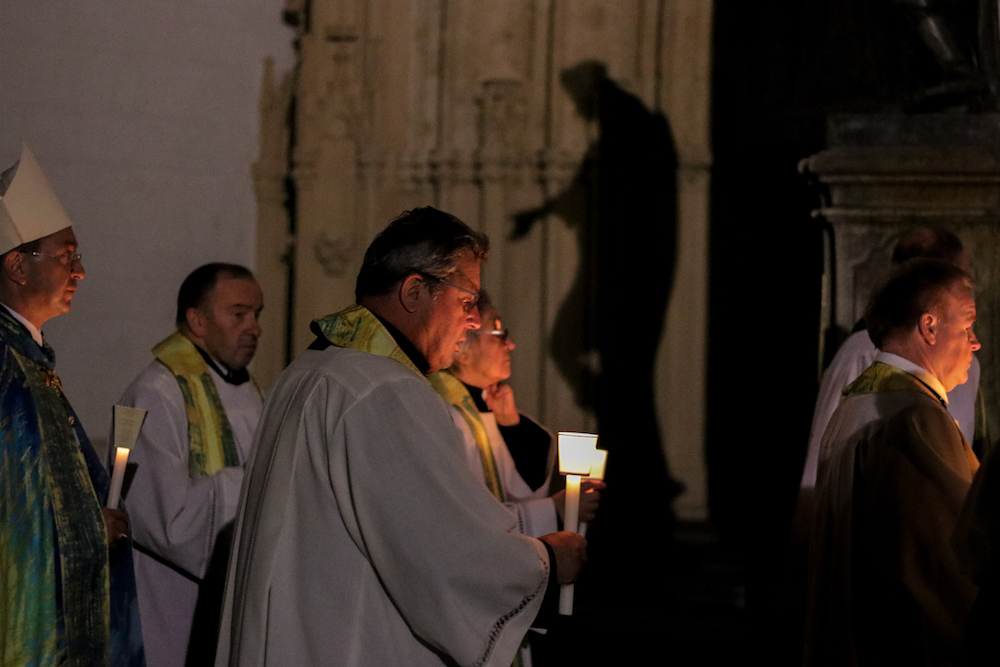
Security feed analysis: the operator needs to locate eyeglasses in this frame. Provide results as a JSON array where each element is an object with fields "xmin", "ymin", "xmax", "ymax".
[
  {"xmin": 419, "ymin": 272, "xmax": 480, "ymax": 314},
  {"xmin": 471, "ymin": 328, "xmax": 511, "ymax": 344},
  {"xmin": 28, "ymin": 250, "xmax": 82, "ymax": 267}
]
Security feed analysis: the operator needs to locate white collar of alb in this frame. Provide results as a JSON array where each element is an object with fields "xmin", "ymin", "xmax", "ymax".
[
  {"xmin": 874, "ymin": 350, "xmax": 949, "ymax": 405},
  {"xmin": 0, "ymin": 302, "xmax": 43, "ymax": 347}
]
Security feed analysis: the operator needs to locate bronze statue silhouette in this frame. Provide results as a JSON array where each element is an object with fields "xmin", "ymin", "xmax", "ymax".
[{"xmin": 893, "ymin": 0, "xmax": 1000, "ymax": 110}]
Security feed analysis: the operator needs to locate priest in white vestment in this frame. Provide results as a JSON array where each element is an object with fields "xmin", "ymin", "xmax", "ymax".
[
  {"xmin": 118, "ymin": 264, "xmax": 264, "ymax": 667},
  {"xmin": 215, "ymin": 208, "xmax": 587, "ymax": 667},
  {"xmin": 805, "ymin": 259, "xmax": 981, "ymax": 666}
]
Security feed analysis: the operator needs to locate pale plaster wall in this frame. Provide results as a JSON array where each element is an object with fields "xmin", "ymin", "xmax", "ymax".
[{"xmin": 0, "ymin": 0, "xmax": 293, "ymax": 456}]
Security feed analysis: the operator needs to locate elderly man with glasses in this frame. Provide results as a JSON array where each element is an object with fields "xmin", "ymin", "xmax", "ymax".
[
  {"xmin": 0, "ymin": 144, "xmax": 144, "ymax": 666},
  {"xmin": 430, "ymin": 292, "xmax": 604, "ymax": 538}
]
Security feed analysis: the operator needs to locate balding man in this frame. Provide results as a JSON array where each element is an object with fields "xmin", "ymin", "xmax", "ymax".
[
  {"xmin": 805, "ymin": 259, "xmax": 981, "ymax": 666},
  {"xmin": 0, "ymin": 144, "xmax": 143, "ymax": 666},
  {"xmin": 800, "ymin": 227, "xmax": 980, "ymax": 497},
  {"xmin": 215, "ymin": 207, "xmax": 587, "ymax": 667},
  {"xmin": 118, "ymin": 263, "xmax": 264, "ymax": 667}
]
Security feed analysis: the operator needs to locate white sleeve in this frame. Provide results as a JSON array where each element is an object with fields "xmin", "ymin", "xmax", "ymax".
[
  {"xmin": 118, "ymin": 362, "xmax": 245, "ymax": 579},
  {"xmin": 342, "ymin": 378, "xmax": 549, "ymax": 667},
  {"xmin": 450, "ymin": 407, "xmax": 560, "ymax": 537},
  {"xmin": 801, "ymin": 331, "xmax": 877, "ymax": 490}
]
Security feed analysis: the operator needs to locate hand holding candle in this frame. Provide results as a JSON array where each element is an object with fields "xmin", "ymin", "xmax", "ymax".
[
  {"xmin": 578, "ymin": 448, "xmax": 608, "ymax": 535},
  {"xmin": 107, "ymin": 405, "xmax": 147, "ymax": 509}
]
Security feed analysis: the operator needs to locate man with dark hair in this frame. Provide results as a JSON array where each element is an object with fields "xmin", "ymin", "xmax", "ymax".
[
  {"xmin": 0, "ymin": 143, "xmax": 144, "ymax": 666},
  {"xmin": 117, "ymin": 263, "xmax": 263, "ymax": 667},
  {"xmin": 805, "ymin": 258, "xmax": 981, "ymax": 666},
  {"xmin": 175, "ymin": 262, "xmax": 255, "ymax": 327},
  {"xmin": 216, "ymin": 207, "xmax": 587, "ymax": 667}
]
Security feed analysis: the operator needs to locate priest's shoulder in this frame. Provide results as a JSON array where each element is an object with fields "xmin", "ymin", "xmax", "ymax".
[
  {"xmin": 889, "ymin": 396, "xmax": 961, "ymax": 438},
  {"xmin": 292, "ymin": 346, "xmax": 429, "ymax": 390},
  {"xmin": 119, "ymin": 358, "xmax": 181, "ymax": 403}
]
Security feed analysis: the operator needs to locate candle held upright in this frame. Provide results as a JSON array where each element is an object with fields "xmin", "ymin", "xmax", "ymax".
[
  {"xmin": 107, "ymin": 405, "xmax": 148, "ymax": 508},
  {"xmin": 557, "ymin": 432, "xmax": 598, "ymax": 615}
]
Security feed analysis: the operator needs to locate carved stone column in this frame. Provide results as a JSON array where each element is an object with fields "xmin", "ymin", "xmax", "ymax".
[{"xmin": 253, "ymin": 58, "xmax": 294, "ymax": 391}]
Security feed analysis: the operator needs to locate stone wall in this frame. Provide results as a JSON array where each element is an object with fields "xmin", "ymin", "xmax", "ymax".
[
  {"xmin": 256, "ymin": 0, "xmax": 713, "ymax": 518},
  {"xmin": 0, "ymin": 0, "xmax": 293, "ymax": 456}
]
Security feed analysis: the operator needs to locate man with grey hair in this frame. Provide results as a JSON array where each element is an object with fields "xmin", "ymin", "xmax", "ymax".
[
  {"xmin": 0, "ymin": 144, "xmax": 143, "ymax": 666},
  {"xmin": 805, "ymin": 259, "xmax": 981, "ymax": 666},
  {"xmin": 216, "ymin": 207, "xmax": 587, "ymax": 667}
]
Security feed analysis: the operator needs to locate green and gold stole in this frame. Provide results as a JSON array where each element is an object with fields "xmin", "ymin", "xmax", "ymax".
[
  {"xmin": 844, "ymin": 361, "xmax": 943, "ymax": 401},
  {"xmin": 152, "ymin": 332, "xmax": 241, "ymax": 478},
  {"xmin": 311, "ymin": 304, "xmax": 423, "ymax": 376},
  {"xmin": 845, "ymin": 361, "xmax": 979, "ymax": 473},
  {"xmin": 427, "ymin": 370, "xmax": 505, "ymax": 502},
  {"xmin": 312, "ymin": 305, "xmax": 509, "ymax": 496}
]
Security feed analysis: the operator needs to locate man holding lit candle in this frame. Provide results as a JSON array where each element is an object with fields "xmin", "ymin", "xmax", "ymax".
[
  {"xmin": 0, "ymin": 143, "xmax": 143, "ymax": 666},
  {"xmin": 116, "ymin": 263, "xmax": 264, "ymax": 667},
  {"xmin": 806, "ymin": 259, "xmax": 981, "ymax": 666},
  {"xmin": 216, "ymin": 207, "xmax": 587, "ymax": 667},
  {"xmin": 430, "ymin": 292, "xmax": 604, "ymax": 537}
]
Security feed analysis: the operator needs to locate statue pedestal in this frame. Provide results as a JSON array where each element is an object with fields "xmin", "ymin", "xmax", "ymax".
[{"xmin": 802, "ymin": 113, "xmax": 1000, "ymax": 438}]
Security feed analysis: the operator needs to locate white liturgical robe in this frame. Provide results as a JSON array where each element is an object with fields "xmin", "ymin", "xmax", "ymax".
[
  {"xmin": 119, "ymin": 360, "xmax": 262, "ymax": 667},
  {"xmin": 215, "ymin": 346, "xmax": 550, "ymax": 667},
  {"xmin": 449, "ymin": 407, "xmax": 558, "ymax": 537}
]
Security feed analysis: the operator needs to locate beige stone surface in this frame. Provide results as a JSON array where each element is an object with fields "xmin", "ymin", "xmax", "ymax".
[{"xmin": 256, "ymin": 0, "xmax": 714, "ymax": 518}]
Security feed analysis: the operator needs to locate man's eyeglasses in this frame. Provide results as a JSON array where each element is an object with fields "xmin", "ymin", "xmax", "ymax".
[
  {"xmin": 419, "ymin": 272, "xmax": 480, "ymax": 314},
  {"xmin": 28, "ymin": 250, "xmax": 82, "ymax": 267},
  {"xmin": 471, "ymin": 328, "xmax": 510, "ymax": 344}
]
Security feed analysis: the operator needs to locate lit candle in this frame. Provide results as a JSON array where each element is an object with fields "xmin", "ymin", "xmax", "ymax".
[
  {"xmin": 557, "ymin": 432, "xmax": 598, "ymax": 616},
  {"xmin": 107, "ymin": 447, "xmax": 129, "ymax": 509},
  {"xmin": 107, "ymin": 404, "xmax": 148, "ymax": 509}
]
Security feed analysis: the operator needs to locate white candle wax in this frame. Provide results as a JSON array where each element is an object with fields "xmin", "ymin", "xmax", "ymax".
[
  {"xmin": 107, "ymin": 447, "xmax": 129, "ymax": 509},
  {"xmin": 559, "ymin": 473, "xmax": 582, "ymax": 615}
]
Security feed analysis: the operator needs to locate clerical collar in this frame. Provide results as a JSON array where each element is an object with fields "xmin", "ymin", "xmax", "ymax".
[
  {"xmin": 463, "ymin": 381, "xmax": 490, "ymax": 413},
  {"xmin": 193, "ymin": 345, "xmax": 250, "ymax": 386},
  {"xmin": 0, "ymin": 302, "xmax": 43, "ymax": 347},
  {"xmin": 874, "ymin": 351, "xmax": 950, "ymax": 406},
  {"xmin": 374, "ymin": 314, "xmax": 430, "ymax": 375}
]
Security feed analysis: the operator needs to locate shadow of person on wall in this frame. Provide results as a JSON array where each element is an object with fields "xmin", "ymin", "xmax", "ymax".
[{"xmin": 512, "ymin": 60, "xmax": 683, "ymax": 618}]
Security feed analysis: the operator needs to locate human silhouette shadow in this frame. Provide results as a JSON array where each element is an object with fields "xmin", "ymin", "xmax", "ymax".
[{"xmin": 512, "ymin": 60, "xmax": 682, "ymax": 608}]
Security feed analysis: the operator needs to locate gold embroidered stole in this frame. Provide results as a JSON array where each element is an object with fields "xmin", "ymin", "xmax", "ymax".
[
  {"xmin": 152, "ymin": 332, "xmax": 241, "ymax": 478},
  {"xmin": 427, "ymin": 370, "xmax": 505, "ymax": 502},
  {"xmin": 843, "ymin": 361, "xmax": 940, "ymax": 399},
  {"xmin": 845, "ymin": 361, "xmax": 979, "ymax": 475},
  {"xmin": 15, "ymin": 349, "xmax": 109, "ymax": 666},
  {"xmin": 312, "ymin": 306, "xmax": 505, "ymax": 498},
  {"xmin": 311, "ymin": 304, "xmax": 424, "ymax": 376}
]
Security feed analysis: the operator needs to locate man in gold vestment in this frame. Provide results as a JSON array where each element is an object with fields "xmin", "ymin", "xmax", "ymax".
[{"xmin": 806, "ymin": 259, "xmax": 981, "ymax": 666}]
